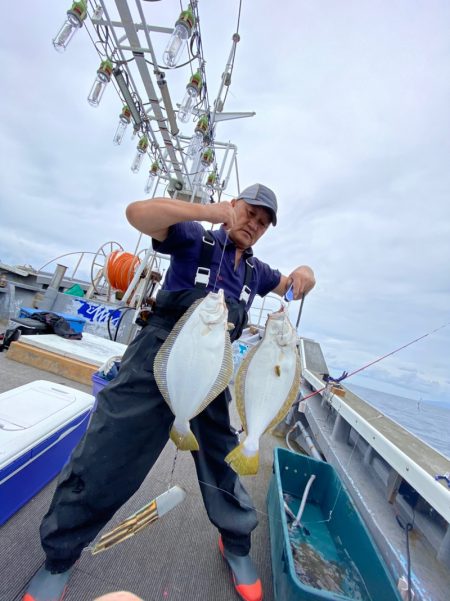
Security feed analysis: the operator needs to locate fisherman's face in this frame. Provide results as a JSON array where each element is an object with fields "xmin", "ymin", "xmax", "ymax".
[{"xmin": 229, "ymin": 199, "xmax": 272, "ymax": 249}]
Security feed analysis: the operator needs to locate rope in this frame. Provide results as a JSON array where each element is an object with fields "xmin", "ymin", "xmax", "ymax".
[{"xmin": 105, "ymin": 251, "xmax": 141, "ymax": 293}]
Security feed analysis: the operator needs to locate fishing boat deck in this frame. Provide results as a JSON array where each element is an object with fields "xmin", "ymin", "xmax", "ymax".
[{"xmin": 0, "ymin": 351, "xmax": 280, "ymax": 601}]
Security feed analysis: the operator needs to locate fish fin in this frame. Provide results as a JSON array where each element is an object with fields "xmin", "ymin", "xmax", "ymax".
[
  {"xmin": 225, "ymin": 442, "xmax": 259, "ymax": 476},
  {"xmin": 154, "ymin": 298, "xmax": 205, "ymax": 410},
  {"xmin": 234, "ymin": 343, "xmax": 260, "ymax": 432},
  {"xmin": 268, "ymin": 351, "xmax": 302, "ymax": 432},
  {"xmin": 196, "ymin": 331, "xmax": 234, "ymax": 416},
  {"xmin": 170, "ymin": 425, "xmax": 200, "ymax": 451}
]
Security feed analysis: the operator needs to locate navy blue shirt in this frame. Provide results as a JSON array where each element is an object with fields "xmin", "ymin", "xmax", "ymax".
[{"xmin": 152, "ymin": 222, "xmax": 281, "ymax": 310}]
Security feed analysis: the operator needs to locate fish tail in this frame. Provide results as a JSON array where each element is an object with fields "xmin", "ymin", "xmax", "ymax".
[
  {"xmin": 225, "ymin": 443, "xmax": 259, "ymax": 476},
  {"xmin": 170, "ymin": 425, "xmax": 200, "ymax": 451}
]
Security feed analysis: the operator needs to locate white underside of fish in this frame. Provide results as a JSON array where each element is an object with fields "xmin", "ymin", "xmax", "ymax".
[
  {"xmin": 226, "ymin": 310, "xmax": 300, "ymax": 474},
  {"xmin": 166, "ymin": 316, "xmax": 227, "ymax": 426},
  {"xmin": 154, "ymin": 290, "xmax": 233, "ymax": 450},
  {"xmin": 244, "ymin": 343, "xmax": 297, "ymax": 448}
]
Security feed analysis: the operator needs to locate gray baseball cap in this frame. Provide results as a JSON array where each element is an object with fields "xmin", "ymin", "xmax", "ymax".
[{"xmin": 237, "ymin": 183, "xmax": 278, "ymax": 226}]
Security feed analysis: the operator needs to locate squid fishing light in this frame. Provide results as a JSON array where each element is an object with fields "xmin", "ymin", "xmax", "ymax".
[
  {"xmin": 202, "ymin": 172, "xmax": 217, "ymax": 203},
  {"xmin": 162, "ymin": 5, "xmax": 196, "ymax": 68},
  {"xmin": 200, "ymin": 147, "xmax": 214, "ymax": 168},
  {"xmin": 145, "ymin": 161, "xmax": 160, "ymax": 193},
  {"xmin": 131, "ymin": 136, "xmax": 149, "ymax": 174},
  {"xmin": 193, "ymin": 147, "xmax": 214, "ymax": 186},
  {"xmin": 186, "ymin": 115, "xmax": 209, "ymax": 158},
  {"xmin": 53, "ymin": 1, "xmax": 87, "ymax": 52},
  {"xmin": 178, "ymin": 70, "xmax": 202, "ymax": 124},
  {"xmin": 206, "ymin": 172, "xmax": 217, "ymax": 192},
  {"xmin": 113, "ymin": 106, "xmax": 132, "ymax": 145},
  {"xmin": 87, "ymin": 60, "xmax": 113, "ymax": 107}
]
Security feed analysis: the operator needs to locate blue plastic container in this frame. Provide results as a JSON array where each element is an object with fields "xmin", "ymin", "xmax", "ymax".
[
  {"xmin": 0, "ymin": 381, "xmax": 94, "ymax": 524},
  {"xmin": 267, "ymin": 447, "xmax": 401, "ymax": 601},
  {"xmin": 18, "ymin": 307, "xmax": 86, "ymax": 334},
  {"xmin": 91, "ymin": 372, "xmax": 109, "ymax": 410}
]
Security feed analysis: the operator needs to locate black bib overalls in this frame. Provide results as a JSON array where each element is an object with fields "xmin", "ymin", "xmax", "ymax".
[{"xmin": 40, "ymin": 234, "xmax": 258, "ymax": 572}]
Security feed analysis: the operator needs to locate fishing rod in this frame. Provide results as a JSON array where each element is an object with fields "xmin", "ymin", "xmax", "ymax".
[{"xmin": 300, "ymin": 322, "xmax": 450, "ymax": 402}]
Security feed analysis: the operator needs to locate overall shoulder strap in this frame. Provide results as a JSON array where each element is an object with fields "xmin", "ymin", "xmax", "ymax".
[
  {"xmin": 194, "ymin": 230, "xmax": 215, "ymax": 288},
  {"xmin": 239, "ymin": 257, "xmax": 254, "ymax": 303}
]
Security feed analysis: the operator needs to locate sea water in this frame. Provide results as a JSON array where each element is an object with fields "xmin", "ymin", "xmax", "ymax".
[
  {"xmin": 346, "ymin": 383, "xmax": 450, "ymax": 460},
  {"xmin": 284, "ymin": 494, "xmax": 371, "ymax": 600}
]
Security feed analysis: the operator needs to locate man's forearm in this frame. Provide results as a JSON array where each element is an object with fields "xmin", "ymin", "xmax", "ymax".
[{"xmin": 126, "ymin": 197, "xmax": 211, "ymax": 238}]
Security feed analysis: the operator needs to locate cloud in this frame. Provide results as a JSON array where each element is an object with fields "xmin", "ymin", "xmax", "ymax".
[{"xmin": 1, "ymin": 0, "xmax": 449, "ymax": 402}]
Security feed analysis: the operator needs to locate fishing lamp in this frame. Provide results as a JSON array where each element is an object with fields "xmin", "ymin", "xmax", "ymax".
[
  {"xmin": 113, "ymin": 106, "xmax": 132, "ymax": 145},
  {"xmin": 131, "ymin": 136, "xmax": 149, "ymax": 173},
  {"xmin": 87, "ymin": 60, "xmax": 113, "ymax": 107},
  {"xmin": 178, "ymin": 71, "xmax": 203, "ymax": 124},
  {"xmin": 200, "ymin": 147, "xmax": 214, "ymax": 168},
  {"xmin": 145, "ymin": 161, "xmax": 160, "ymax": 193},
  {"xmin": 53, "ymin": 1, "xmax": 87, "ymax": 52},
  {"xmin": 206, "ymin": 172, "xmax": 217, "ymax": 191},
  {"xmin": 162, "ymin": 5, "xmax": 196, "ymax": 68},
  {"xmin": 186, "ymin": 115, "xmax": 209, "ymax": 158},
  {"xmin": 202, "ymin": 172, "xmax": 217, "ymax": 203}
]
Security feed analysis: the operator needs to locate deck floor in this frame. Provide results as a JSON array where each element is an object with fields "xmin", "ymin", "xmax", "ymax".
[{"xmin": 0, "ymin": 350, "xmax": 283, "ymax": 601}]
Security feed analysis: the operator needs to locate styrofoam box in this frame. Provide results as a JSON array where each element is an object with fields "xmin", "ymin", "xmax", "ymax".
[{"xmin": 0, "ymin": 380, "xmax": 95, "ymax": 525}]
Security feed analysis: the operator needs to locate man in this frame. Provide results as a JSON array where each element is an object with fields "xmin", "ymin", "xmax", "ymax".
[{"xmin": 23, "ymin": 184, "xmax": 315, "ymax": 601}]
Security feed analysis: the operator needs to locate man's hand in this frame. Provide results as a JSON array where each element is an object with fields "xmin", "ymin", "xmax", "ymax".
[
  {"xmin": 273, "ymin": 266, "xmax": 316, "ymax": 300},
  {"xmin": 203, "ymin": 201, "xmax": 236, "ymax": 230},
  {"xmin": 288, "ymin": 266, "xmax": 316, "ymax": 299}
]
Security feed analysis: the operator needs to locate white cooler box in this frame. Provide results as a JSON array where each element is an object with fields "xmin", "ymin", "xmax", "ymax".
[{"xmin": 0, "ymin": 380, "xmax": 95, "ymax": 525}]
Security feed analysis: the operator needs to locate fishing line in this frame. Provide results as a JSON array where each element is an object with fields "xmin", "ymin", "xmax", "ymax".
[
  {"xmin": 168, "ymin": 448, "xmax": 179, "ymax": 490},
  {"xmin": 300, "ymin": 322, "xmax": 450, "ymax": 403},
  {"xmin": 212, "ymin": 230, "xmax": 229, "ymax": 292}
]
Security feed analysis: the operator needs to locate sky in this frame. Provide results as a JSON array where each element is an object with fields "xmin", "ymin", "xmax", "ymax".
[{"xmin": 1, "ymin": 1, "xmax": 449, "ymax": 403}]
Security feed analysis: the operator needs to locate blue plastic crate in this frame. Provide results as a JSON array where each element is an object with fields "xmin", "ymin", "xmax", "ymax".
[{"xmin": 18, "ymin": 307, "xmax": 86, "ymax": 334}]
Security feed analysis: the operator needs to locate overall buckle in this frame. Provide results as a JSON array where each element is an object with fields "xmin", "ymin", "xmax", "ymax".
[{"xmin": 194, "ymin": 267, "xmax": 210, "ymax": 286}]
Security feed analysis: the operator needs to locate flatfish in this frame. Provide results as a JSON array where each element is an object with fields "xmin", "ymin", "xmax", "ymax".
[
  {"xmin": 154, "ymin": 289, "xmax": 233, "ymax": 451},
  {"xmin": 225, "ymin": 308, "xmax": 301, "ymax": 475}
]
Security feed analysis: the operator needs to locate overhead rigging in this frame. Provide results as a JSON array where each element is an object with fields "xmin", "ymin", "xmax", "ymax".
[{"xmin": 51, "ymin": 0, "xmax": 253, "ymax": 204}]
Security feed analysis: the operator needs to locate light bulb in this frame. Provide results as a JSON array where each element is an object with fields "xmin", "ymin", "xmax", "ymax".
[
  {"xmin": 162, "ymin": 7, "xmax": 195, "ymax": 68},
  {"xmin": 53, "ymin": 2, "xmax": 87, "ymax": 52},
  {"xmin": 131, "ymin": 151, "xmax": 145, "ymax": 174},
  {"xmin": 178, "ymin": 87, "xmax": 197, "ymax": 124},
  {"xmin": 87, "ymin": 60, "xmax": 113, "ymax": 107},
  {"xmin": 113, "ymin": 106, "xmax": 131, "ymax": 145},
  {"xmin": 200, "ymin": 148, "xmax": 214, "ymax": 168},
  {"xmin": 145, "ymin": 161, "xmax": 159, "ymax": 193},
  {"xmin": 131, "ymin": 137, "xmax": 149, "ymax": 174},
  {"xmin": 186, "ymin": 131, "xmax": 203, "ymax": 158},
  {"xmin": 113, "ymin": 120, "xmax": 128, "ymax": 146},
  {"xmin": 186, "ymin": 115, "xmax": 209, "ymax": 158},
  {"xmin": 178, "ymin": 71, "xmax": 203, "ymax": 124},
  {"xmin": 163, "ymin": 22, "xmax": 190, "ymax": 68},
  {"xmin": 145, "ymin": 172, "xmax": 157, "ymax": 194}
]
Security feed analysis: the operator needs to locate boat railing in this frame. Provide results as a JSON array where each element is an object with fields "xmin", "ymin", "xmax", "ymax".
[
  {"xmin": 298, "ymin": 338, "xmax": 450, "ymax": 569},
  {"xmin": 38, "ymin": 251, "xmax": 98, "ymax": 283}
]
